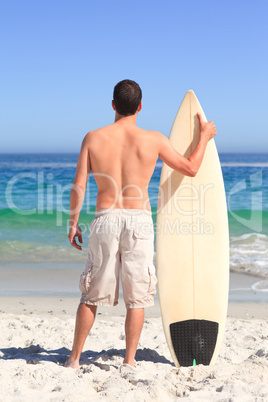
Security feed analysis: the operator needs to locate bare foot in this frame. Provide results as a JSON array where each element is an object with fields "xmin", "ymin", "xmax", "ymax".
[
  {"xmin": 123, "ymin": 359, "xmax": 135, "ymax": 368},
  {"xmin": 120, "ymin": 363, "xmax": 137, "ymax": 373},
  {"xmin": 64, "ymin": 358, "xmax": 79, "ymax": 369}
]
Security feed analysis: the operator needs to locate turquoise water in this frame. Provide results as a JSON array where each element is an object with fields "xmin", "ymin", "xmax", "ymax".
[{"xmin": 0, "ymin": 153, "xmax": 268, "ymax": 297}]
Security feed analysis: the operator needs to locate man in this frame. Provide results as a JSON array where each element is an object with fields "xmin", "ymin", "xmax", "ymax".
[{"xmin": 65, "ymin": 79, "xmax": 216, "ymax": 368}]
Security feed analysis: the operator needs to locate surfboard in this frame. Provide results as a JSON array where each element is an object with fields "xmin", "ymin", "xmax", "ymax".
[{"xmin": 156, "ymin": 90, "xmax": 229, "ymax": 367}]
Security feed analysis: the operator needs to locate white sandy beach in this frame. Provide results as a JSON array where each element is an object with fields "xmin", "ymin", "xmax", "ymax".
[{"xmin": 1, "ymin": 285, "xmax": 268, "ymax": 402}]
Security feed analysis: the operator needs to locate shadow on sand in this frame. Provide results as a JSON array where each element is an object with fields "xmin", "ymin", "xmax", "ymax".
[{"xmin": 0, "ymin": 344, "xmax": 173, "ymax": 367}]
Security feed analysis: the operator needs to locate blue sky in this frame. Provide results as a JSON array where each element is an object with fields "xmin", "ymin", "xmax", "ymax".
[{"xmin": 1, "ymin": 0, "xmax": 267, "ymax": 153}]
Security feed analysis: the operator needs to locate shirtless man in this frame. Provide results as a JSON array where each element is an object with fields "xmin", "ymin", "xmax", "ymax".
[{"xmin": 65, "ymin": 79, "xmax": 216, "ymax": 368}]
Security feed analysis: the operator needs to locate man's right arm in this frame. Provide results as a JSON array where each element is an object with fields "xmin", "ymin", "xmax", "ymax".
[{"xmin": 157, "ymin": 113, "xmax": 216, "ymax": 177}]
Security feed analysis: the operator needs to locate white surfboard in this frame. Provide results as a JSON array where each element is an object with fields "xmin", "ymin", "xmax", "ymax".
[{"xmin": 157, "ymin": 90, "xmax": 229, "ymax": 367}]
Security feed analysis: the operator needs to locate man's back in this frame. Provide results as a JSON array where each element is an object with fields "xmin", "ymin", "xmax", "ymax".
[{"xmin": 86, "ymin": 119, "xmax": 159, "ymax": 210}]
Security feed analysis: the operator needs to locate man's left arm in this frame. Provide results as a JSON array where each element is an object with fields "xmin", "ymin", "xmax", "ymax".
[{"xmin": 68, "ymin": 135, "xmax": 91, "ymax": 250}]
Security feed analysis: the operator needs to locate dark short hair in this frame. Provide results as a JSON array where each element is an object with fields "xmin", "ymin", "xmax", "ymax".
[{"xmin": 113, "ymin": 79, "xmax": 142, "ymax": 116}]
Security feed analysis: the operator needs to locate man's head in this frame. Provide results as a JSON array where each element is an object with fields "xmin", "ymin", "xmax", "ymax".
[{"xmin": 113, "ymin": 79, "xmax": 142, "ymax": 116}]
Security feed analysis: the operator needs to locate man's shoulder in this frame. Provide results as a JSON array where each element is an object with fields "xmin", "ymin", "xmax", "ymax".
[
  {"xmin": 143, "ymin": 129, "xmax": 167, "ymax": 143},
  {"xmin": 82, "ymin": 126, "xmax": 166, "ymax": 145},
  {"xmin": 83, "ymin": 125, "xmax": 112, "ymax": 142},
  {"xmin": 135, "ymin": 127, "xmax": 163, "ymax": 138}
]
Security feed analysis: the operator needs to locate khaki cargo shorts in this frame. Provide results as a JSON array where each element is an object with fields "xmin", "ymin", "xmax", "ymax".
[{"xmin": 79, "ymin": 209, "xmax": 157, "ymax": 308}]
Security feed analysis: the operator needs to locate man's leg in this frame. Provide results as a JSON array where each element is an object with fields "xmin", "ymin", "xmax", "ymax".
[
  {"xmin": 123, "ymin": 307, "xmax": 144, "ymax": 367},
  {"xmin": 64, "ymin": 303, "xmax": 97, "ymax": 368}
]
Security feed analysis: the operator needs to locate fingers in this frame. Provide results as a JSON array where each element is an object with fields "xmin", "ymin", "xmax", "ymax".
[
  {"xmin": 196, "ymin": 113, "xmax": 203, "ymax": 125},
  {"xmin": 197, "ymin": 113, "xmax": 214, "ymax": 128},
  {"xmin": 209, "ymin": 122, "xmax": 217, "ymax": 139},
  {"xmin": 197, "ymin": 113, "xmax": 217, "ymax": 141},
  {"xmin": 78, "ymin": 231, "xmax": 83, "ymax": 244},
  {"xmin": 69, "ymin": 236, "xmax": 82, "ymax": 250},
  {"xmin": 68, "ymin": 229, "xmax": 82, "ymax": 250},
  {"xmin": 68, "ymin": 233, "xmax": 73, "ymax": 245},
  {"xmin": 210, "ymin": 121, "xmax": 216, "ymax": 133},
  {"xmin": 73, "ymin": 238, "xmax": 82, "ymax": 250}
]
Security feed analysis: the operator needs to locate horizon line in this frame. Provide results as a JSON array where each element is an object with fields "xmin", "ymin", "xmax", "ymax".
[{"xmin": 1, "ymin": 151, "xmax": 268, "ymax": 155}]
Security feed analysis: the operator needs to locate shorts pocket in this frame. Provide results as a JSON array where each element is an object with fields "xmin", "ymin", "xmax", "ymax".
[
  {"xmin": 148, "ymin": 264, "xmax": 157, "ymax": 297},
  {"xmin": 79, "ymin": 266, "xmax": 93, "ymax": 293}
]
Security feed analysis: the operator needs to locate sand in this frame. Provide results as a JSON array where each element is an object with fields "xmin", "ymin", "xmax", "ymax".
[{"xmin": 1, "ymin": 294, "xmax": 268, "ymax": 402}]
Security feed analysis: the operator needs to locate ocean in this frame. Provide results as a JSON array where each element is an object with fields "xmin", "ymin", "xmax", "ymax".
[{"xmin": 0, "ymin": 153, "xmax": 268, "ymax": 299}]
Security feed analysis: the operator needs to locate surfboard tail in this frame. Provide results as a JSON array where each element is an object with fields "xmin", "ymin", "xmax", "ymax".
[{"xmin": 170, "ymin": 319, "xmax": 219, "ymax": 367}]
